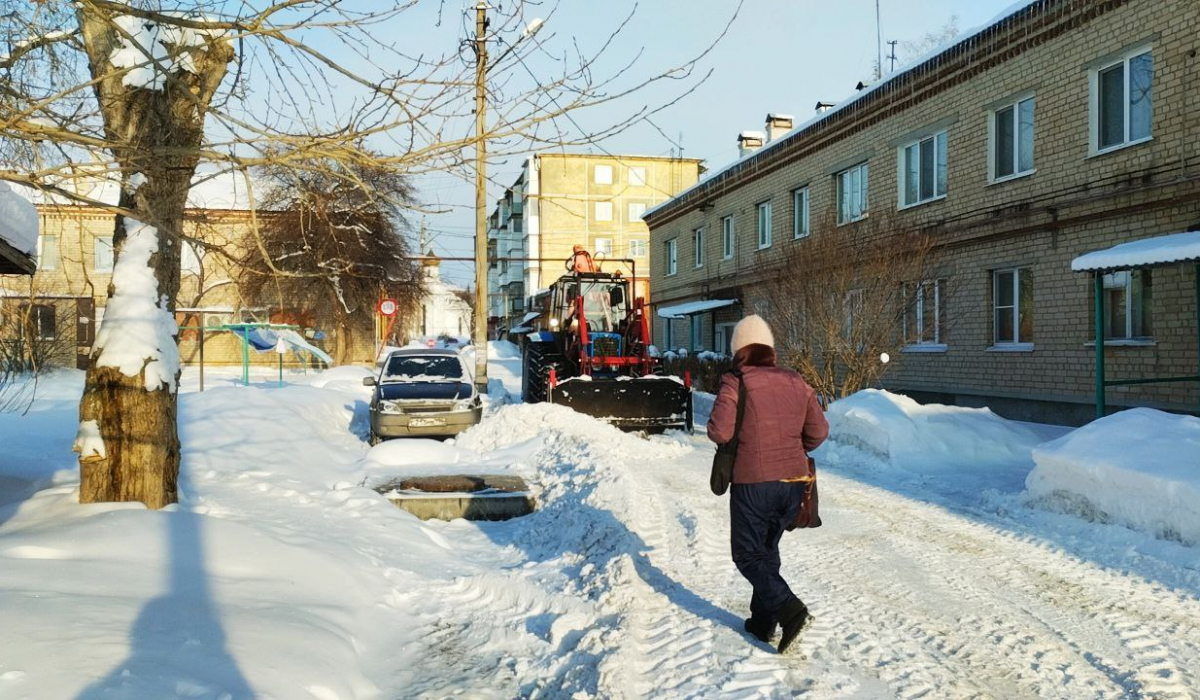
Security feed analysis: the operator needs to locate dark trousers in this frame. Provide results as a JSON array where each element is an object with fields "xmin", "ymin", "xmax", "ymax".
[{"xmin": 730, "ymin": 481, "xmax": 807, "ymax": 622}]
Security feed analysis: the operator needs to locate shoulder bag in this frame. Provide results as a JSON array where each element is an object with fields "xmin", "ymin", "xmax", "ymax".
[
  {"xmin": 709, "ymin": 371, "xmax": 746, "ymax": 496},
  {"xmin": 787, "ymin": 457, "xmax": 822, "ymax": 530}
]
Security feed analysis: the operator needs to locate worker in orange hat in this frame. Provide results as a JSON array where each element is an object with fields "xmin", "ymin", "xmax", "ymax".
[{"xmin": 567, "ymin": 244, "xmax": 597, "ymax": 273}]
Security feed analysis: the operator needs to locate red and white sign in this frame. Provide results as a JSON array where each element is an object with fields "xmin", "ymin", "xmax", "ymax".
[{"xmin": 377, "ymin": 298, "xmax": 398, "ymax": 317}]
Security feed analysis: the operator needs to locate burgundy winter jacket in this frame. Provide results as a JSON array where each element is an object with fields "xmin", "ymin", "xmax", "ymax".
[{"xmin": 706, "ymin": 365, "xmax": 829, "ymax": 483}]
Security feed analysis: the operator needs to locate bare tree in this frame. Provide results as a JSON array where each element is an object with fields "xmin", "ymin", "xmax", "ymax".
[
  {"xmin": 767, "ymin": 213, "xmax": 939, "ymax": 404},
  {"xmin": 238, "ymin": 157, "xmax": 424, "ymax": 364},
  {"xmin": 0, "ymin": 288, "xmax": 77, "ymax": 414},
  {"xmin": 0, "ymin": 1, "xmax": 737, "ymax": 508}
]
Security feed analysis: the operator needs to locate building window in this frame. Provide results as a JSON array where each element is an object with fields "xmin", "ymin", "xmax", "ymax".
[
  {"xmin": 792, "ymin": 187, "xmax": 810, "ymax": 239},
  {"xmin": 756, "ymin": 201, "xmax": 772, "ymax": 249},
  {"xmin": 993, "ymin": 267, "xmax": 1034, "ymax": 346},
  {"xmin": 1095, "ymin": 270, "xmax": 1153, "ymax": 340},
  {"xmin": 694, "ymin": 227, "xmax": 704, "ymax": 267},
  {"xmin": 992, "ymin": 96, "xmax": 1035, "ymax": 181},
  {"xmin": 595, "ymin": 201, "xmax": 613, "ymax": 222},
  {"xmin": 691, "ymin": 314, "xmax": 705, "ymax": 351},
  {"xmin": 37, "ymin": 234, "xmax": 58, "ymax": 270},
  {"xmin": 181, "ymin": 241, "xmax": 202, "ymax": 274},
  {"xmin": 665, "ymin": 238, "xmax": 677, "ymax": 276},
  {"xmin": 629, "ymin": 167, "xmax": 647, "ymax": 187},
  {"xmin": 903, "ymin": 279, "xmax": 945, "ymax": 346},
  {"xmin": 837, "ymin": 162, "xmax": 869, "ymax": 224},
  {"xmin": 21, "ymin": 304, "xmax": 56, "ymax": 341},
  {"xmin": 715, "ymin": 322, "xmax": 736, "ymax": 355},
  {"xmin": 722, "ymin": 216, "xmax": 734, "ymax": 259},
  {"xmin": 628, "ymin": 202, "xmax": 647, "ymax": 222},
  {"xmin": 594, "ymin": 165, "xmax": 613, "ymax": 185},
  {"xmin": 1092, "ymin": 47, "xmax": 1153, "ymax": 153},
  {"xmin": 594, "ymin": 238, "xmax": 613, "ymax": 256},
  {"xmin": 663, "ymin": 319, "xmax": 674, "ymax": 349},
  {"xmin": 94, "ymin": 236, "xmax": 114, "ymax": 272},
  {"xmin": 629, "ymin": 239, "xmax": 647, "ymax": 258},
  {"xmin": 900, "ymin": 131, "xmax": 948, "ymax": 207}
]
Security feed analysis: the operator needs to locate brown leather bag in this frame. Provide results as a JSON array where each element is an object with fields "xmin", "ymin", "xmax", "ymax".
[{"xmin": 787, "ymin": 457, "xmax": 822, "ymax": 530}]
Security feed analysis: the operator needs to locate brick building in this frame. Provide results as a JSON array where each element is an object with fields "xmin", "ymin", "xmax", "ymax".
[
  {"xmin": 488, "ymin": 153, "xmax": 702, "ymax": 332},
  {"xmin": 644, "ymin": 0, "xmax": 1200, "ymax": 424},
  {"xmin": 0, "ymin": 204, "xmax": 388, "ymax": 369}
]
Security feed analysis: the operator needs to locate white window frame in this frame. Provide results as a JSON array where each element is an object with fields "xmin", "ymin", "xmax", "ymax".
[
  {"xmin": 665, "ymin": 238, "xmax": 677, "ymax": 276},
  {"xmin": 756, "ymin": 201, "xmax": 772, "ymax": 249},
  {"xmin": 690, "ymin": 314, "xmax": 705, "ymax": 352},
  {"xmin": 721, "ymin": 215, "xmax": 734, "ymax": 259},
  {"xmin": 898, "ymin": 131, "xmax": 948, "ymax": 208},
  {"xmin": 714, "ymin": 322, "xmax": 737, "ymax": 355},
  {"xmin": 1089, "ymin": 45, "xmax": 1153, "ymax": 155},
  {"xmin": 991, "ymin": 267, "xmax": 1034, "ymax": 350},
  {"xmin": 37, "ymin": 234, "xmax": 58, "ymax": 271},
  {"xmin": 594, "ymin": 238, "xmax": 613, "ymax": 257},
  {"xmin": 629, "ymin": 239, "xmax": 647, "ymax": 258},
  {"xmin": 837, "ymin": 162, "xmax": 869, "ymax": 224},
  {"xmin": 989, "ymin": 95, "xmax": 1036, "ymax": 182},
  {"xmin": 1098, "ymin": 270, "xmax": 1153, "ymax": 341},
  {"xmin": 94, "ymin": 236, "xmax": 114, "ymax": 273},
  {"xmin": 792, "ymin": 187, "xmax": 810, "ymax": 239},
  {"xmin": 181, "ymin": 241, "xmax": 202, "ymax": 274},
  {"xmin": 594, "ymin": 201, "xmax": 613, "ymax": 222},
  {"xmin": 628, "ymin": 201, "xmax": 647, "ymax": 222},
  {"xmin": 628, "ymin": 166, "xmax": 647, "ymax": 187},
  {"xmin": 594, "ymin": 164, "xmax": 613, "ymax": 185},
  {"xmin": 693, "ymin": 227, "xmax": 704, "ymax": 268},
  {"xmin": 903, "ymin": 279, "xmax": 947, "ymax": 351}
]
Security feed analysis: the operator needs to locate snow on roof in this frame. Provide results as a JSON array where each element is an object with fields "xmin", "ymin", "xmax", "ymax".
[
  {"xmin": 738, "ymin": 130, "xmax": 765, "ymax": 140},
  {"xmin": 767, "ymin": 113, "xmax": 795, "ymax": 121},
  {"xmin": 1071, "ymin": 231, "xmax": 1200, "ymax": 272},
  {"xmin": 519, "ymin": 311, "xmax": 541, "ymax": 324},
  {"xmin": 0, "ymin": 181, "xmax": 38, "ymax": 255},
  {"xmin": 644, "ymin": 0, "xmax": 1043, "ymax": 221},
  {"xmin": 657, "ymin": 299, "xmax": 737, "ymax": 319}
]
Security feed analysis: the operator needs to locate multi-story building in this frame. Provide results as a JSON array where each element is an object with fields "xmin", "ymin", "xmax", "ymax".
[
  {"xmin": 645, "ymin": 0, "xmax": 1200, "ymax": 424},
  {"xmin": 489, "ymin": 152, "xmax": 703, "ymax": 332}
]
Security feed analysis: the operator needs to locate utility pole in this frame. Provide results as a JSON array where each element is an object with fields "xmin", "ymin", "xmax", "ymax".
[
  {"xmin": 887, "ymin": 40, "xmax": 899, "ymax": 74},
  {"xmin": 473, "ymin": 1, "xmax": 489, "ymax": 393},
  {"xmin": 875, "ymin": 0, "xmax": 883, "ymax": 80}
]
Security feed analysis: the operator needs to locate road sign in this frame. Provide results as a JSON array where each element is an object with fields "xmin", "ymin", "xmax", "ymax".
[{"xmin": 377, "ymin": 299, "xmax": 398, "ymax": 317}]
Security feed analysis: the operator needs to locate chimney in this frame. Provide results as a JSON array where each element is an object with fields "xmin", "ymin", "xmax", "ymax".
[
  {"xmin": 855, "ymin": 80, "xmax": 871, "ymax": 91},
  {"xmin": 815, "ymin": 101, "xmax": 836, "ymax": 114},
  {"xmin": 765, "ymin": 113, "xmax": 794, "ymax": 142},
  {"xmin": 738, "ymin": 130, "xmax": 765, "ymax": 158}
]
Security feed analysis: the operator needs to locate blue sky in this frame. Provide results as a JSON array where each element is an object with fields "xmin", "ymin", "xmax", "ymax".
[{"xmin": 406, "ymin": 0, "xmax": 1027, "ymax": 287}]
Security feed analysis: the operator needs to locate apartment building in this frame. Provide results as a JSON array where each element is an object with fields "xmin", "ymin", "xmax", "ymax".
[
  {"xmin": 645, "ymin": 0, "xmax": 1200, "ymax": 424},
  {"xmin": 488, "ymin": 152, "xmax": 702, "ymax": 332}
]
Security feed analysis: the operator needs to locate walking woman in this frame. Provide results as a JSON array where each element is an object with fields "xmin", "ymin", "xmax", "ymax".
[{"xmin": 707, "ymin": 314, "xmax": 829, "ymax": 653}]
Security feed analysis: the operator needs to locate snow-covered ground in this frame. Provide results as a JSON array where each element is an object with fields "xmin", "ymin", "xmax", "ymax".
[{"xmin": 2, "ymin": 345, "xmax": 1199, "ymax": 698}]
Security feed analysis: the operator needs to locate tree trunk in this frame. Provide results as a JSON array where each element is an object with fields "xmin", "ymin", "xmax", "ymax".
[{"xmin": 75, "ymin": 7, "xmax": 233, "ymax": 509}]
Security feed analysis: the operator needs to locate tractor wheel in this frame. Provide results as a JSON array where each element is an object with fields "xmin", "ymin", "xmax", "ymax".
[{"xmin": 522, "ymin": 342, "xmax": 564, "ymax": 404}]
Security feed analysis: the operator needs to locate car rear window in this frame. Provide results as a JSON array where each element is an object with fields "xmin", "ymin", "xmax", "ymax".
[{"xmin": 383, "ymin": 355, "xmax": 464, "ymax": 380}]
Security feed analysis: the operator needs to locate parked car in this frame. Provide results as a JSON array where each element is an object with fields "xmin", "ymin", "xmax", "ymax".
[{"xmin": 364, "ymin": 348, "xmax": 482, "ymax": 443}]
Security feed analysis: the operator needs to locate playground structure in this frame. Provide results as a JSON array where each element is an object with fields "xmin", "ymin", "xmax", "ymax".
[{"xmin": 179, "ymin": 321, "xmax": 333, "ymax": 390}]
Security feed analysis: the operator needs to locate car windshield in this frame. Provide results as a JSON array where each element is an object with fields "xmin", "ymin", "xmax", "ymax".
[
  {"xmin": 580, "ymin": 281, "xmax": 625, "ymax": 333},
  {"xmin": 383, "ymin": 355, "xmax": 463, "ymax": 381}
]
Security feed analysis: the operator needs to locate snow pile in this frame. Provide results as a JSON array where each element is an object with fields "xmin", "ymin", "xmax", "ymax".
[
  {"xmin": 93, "ymin": 218, "xmax": 181, "ymax": 391},
  {"xmin": 72, "ymin": 419, "xmax": 106, "ymax": 459},
  {"xmin": 363, "ymin": 437, "xmax": 539, "ymax": 483},
  {"xmin": 0, "ymin": 180, "xmax": 38, "ymax": 255},
  {"xmin": 109, "ymin": 13, "xmax": 225, "ymax": 89},
  {"xmin": 1026, "ymin": 409, "xmax": 1200, "ymax": 544},
  {"xmin": 823, "ymin": 390, "xmax": 1043, "ymax": 471},
  {"xmin": 304, "ymin": 364, "xmax": 372, "ymax": 390}
]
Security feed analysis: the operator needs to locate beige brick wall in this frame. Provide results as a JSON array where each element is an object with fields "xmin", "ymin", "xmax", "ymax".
[{"xmin": 646, "ymin": 0, "xmax": 1200, "ymax": 417}]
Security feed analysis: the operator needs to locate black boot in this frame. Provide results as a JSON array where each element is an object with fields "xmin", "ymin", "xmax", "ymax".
[
  {"xmin": 743, "ymin": 616, "xmax": 776, "ymax": 643},
  {"xmin": 776, "ymin": 599, "xmax": 810, "ymax": 654}
]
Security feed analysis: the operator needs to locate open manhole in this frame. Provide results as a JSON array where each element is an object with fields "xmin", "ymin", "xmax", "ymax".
[{"xmin": 374, "ymin": 475, "xmax": 535, "ymax": 521}]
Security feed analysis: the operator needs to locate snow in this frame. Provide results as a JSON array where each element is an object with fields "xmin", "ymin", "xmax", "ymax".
[
  {"xmin": 92, "ymin": 218, "xmax": 181, "ymax": 392},
  {"xmin": 1071, "ymin": 230, "xmax": 1200, "ymax": 272},
  {"xmin": 5, "ymin": 354, "xmax": 1200, "ymax": 698},
  {"xmin": 72, "ymin": 419, "xmax": 106, "ymax": 459},
  {"xmin": 125, "ymin": 172, "xmax": 147, "ymax": 194},
  {"xmin": 657, "ymin": 298, "xmax": 738, "ymax": 319},
  {"xmin": 108, "ymin": 13, "xmax": 225, "ymax": 90},
  {"xmin": 0, "ymin": 181, "xmax": 39, "ymax": 255},
  {"xmin": 1026, "ymin": 408, "xmax": 1200, "ymax": 544}
]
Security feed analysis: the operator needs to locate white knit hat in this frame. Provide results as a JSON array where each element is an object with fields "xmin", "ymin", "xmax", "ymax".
[{"xmin": 730, "ymin": 314, "xmax": 774, "ymax": 355}]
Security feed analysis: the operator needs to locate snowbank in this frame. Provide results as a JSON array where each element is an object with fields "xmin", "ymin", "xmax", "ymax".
[
  {"xmin": 363, "ymin": 437, "xmax": 539, "ymax": 484},
  {"xmin": 823, "ymin": 390, "xmax": 1043, "ymax": 471},
  {"xmin": 1026, "ymin": 409, "xmax": 1200, "ymax": 544},
  {"xmin": 0, "ymin": 180, "xmax": 38, "ymax": 255}
]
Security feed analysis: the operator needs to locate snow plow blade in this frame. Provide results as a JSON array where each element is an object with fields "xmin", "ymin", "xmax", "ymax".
[{"xmin": 550, "ymin": 377, "xmax": 693, "ymax": 432}]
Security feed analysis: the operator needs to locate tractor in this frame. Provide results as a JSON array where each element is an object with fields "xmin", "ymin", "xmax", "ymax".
[{"xmin": 521, "ymin": 268, "xmax": 693, "ymax": 432}]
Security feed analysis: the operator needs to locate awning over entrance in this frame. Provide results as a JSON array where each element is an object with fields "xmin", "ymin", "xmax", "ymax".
[
  {"xmin": 519, "ymin": 311, "xmax": 541, "ymax": 325},
  {"xmin": 657, "ymin": 299, "xmax": 737, "ymax": 319},
  {"xmin": 1072, "ymin": 231, "xmax": 1200, "ymax": 419},
  {"xmin": 1072, "ymin": 230, "xmax": 1200, "ymax": 272}
]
